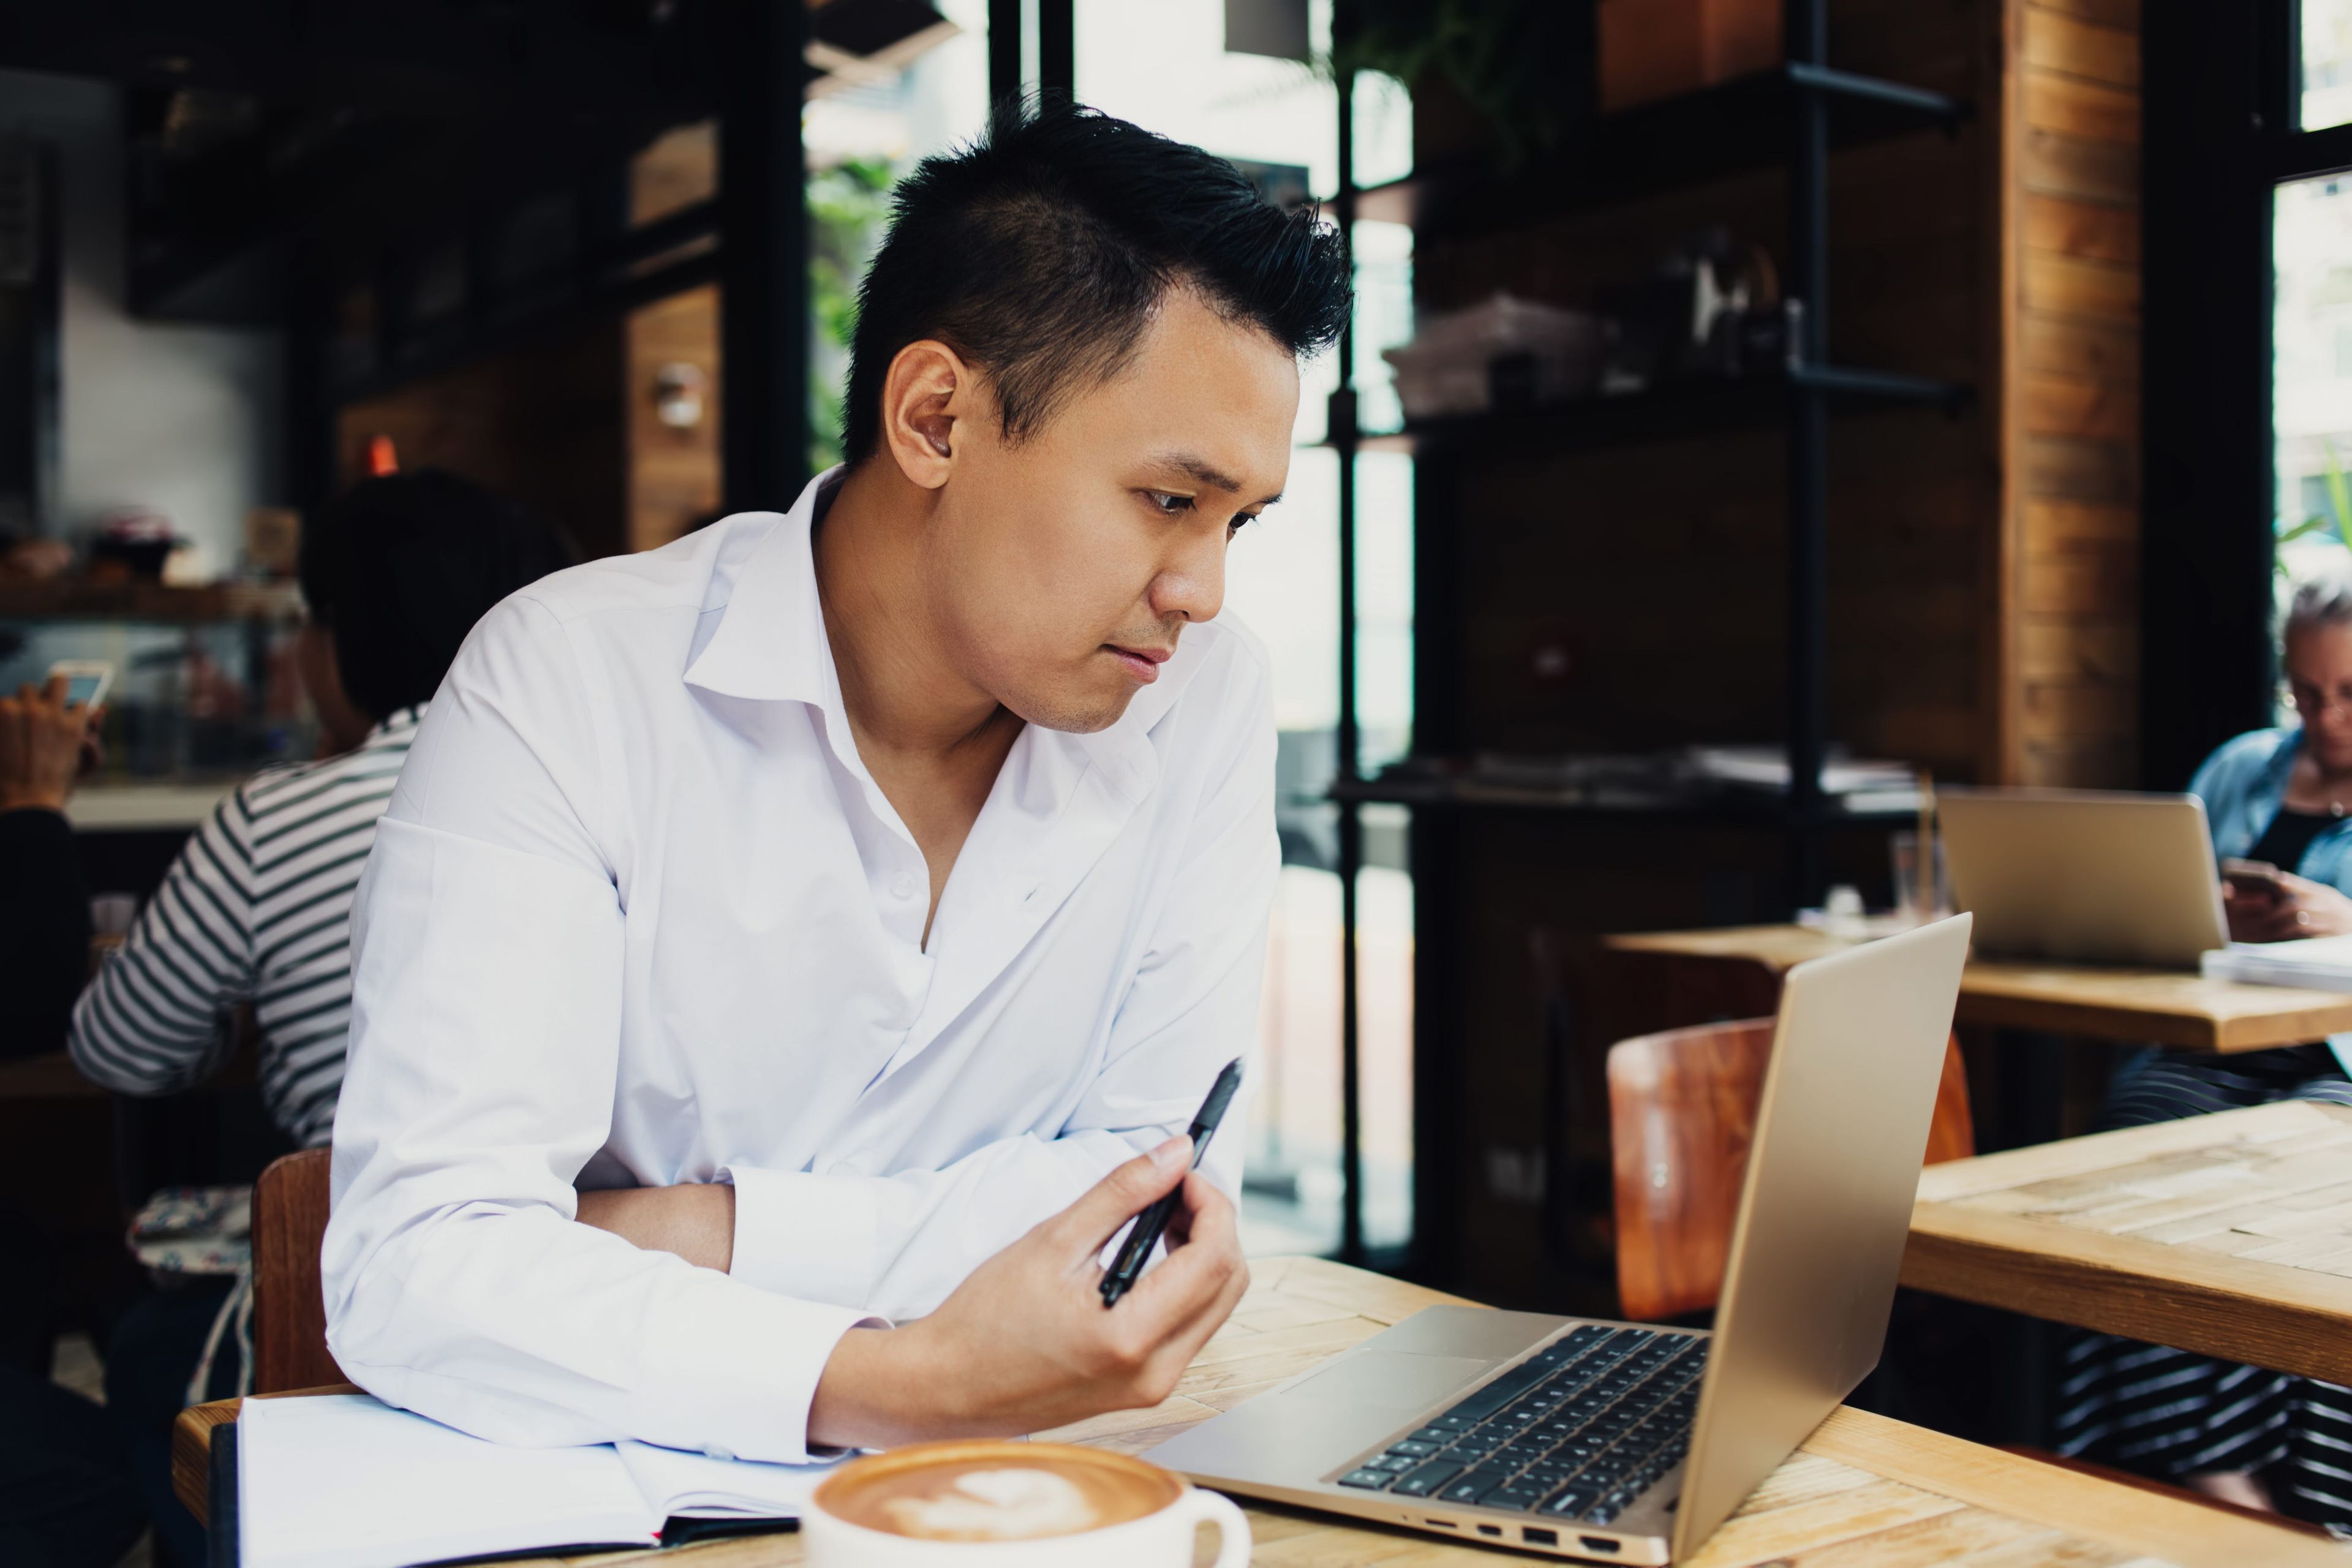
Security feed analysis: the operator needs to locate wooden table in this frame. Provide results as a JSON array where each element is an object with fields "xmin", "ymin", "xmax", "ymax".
[
  {"xmin": 173, "ymin": 1256, "xmax": 2335, "ymax": 1566},
  {"xmin": 1607, "ymin": 923, "xmax": 2352, "ymax": 1052},
  {"xmin": 1907, "ymin": 1099, "xmax": 2352, "ymax": 1390}
]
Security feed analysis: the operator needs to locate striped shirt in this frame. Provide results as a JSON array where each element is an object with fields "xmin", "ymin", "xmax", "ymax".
[{"xmin": 68, "ymin": 706, "xmax": 423, "ymax": 1148}]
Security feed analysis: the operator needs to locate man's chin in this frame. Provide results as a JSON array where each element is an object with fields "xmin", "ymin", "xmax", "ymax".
[{"xmin": 1006, "ymin": 684, "xmax": 1137, "ymax": 736}]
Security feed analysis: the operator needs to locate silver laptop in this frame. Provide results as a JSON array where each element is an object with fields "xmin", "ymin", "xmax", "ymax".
[
  {"xmin": 1939, "ymin": 787, "xmax": 2229, "ymax": 968},
  {"xmin": 1147, "ymin": 914, "xmax": 1972, "ymax": 1565}
]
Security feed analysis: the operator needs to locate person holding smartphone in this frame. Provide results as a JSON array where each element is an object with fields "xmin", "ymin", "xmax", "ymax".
[
  {"xmin": 0, "ymin": 673, "xmax": 104, "ymax": 1057},
  {"xmin": 2054, "ymin": 567, "xmax": 2352, "ymax": 1526}
]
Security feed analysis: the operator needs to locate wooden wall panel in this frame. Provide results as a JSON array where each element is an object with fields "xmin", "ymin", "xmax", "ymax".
[
  {"xmin": 336, "ymin": 318, "xmax": 628, "ymax": 559},
  {"xmin": 625, "ymin": 284, "xmax": 723, "ymax": 552},
  {"xmin": 2003, "ymin": 0, "xmax": 2141, "ymax": 786}
]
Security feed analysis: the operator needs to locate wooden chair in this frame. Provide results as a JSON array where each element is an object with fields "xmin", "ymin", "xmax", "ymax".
[
  {"xmin": 1607, "ymin": 1019, "xmax": 1974, "ymax": 1323},
  {"xmin": 1529, "ymin": 933, "xmax": 1786, "ymax": 1268},
  {"xmin": 252, "ymin": 1147, "xmax": 346, "ymax": 1393}
]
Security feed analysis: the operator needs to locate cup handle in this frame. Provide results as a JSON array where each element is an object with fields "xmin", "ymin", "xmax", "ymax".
[{"xmin": 1186, "ymin": 1487, "xmax": 1252, "ymax": 1568}]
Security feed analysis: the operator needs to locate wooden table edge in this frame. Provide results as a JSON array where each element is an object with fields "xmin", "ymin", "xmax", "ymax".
[
  {"xmin": 173, "ymin": 1384, "xmax": 358, "ymax": 1520},
  {"xmin": 1803, "ymin": 1407, "xmax": 2346, "ymax": 1568},
  {"xmin": 1901, "ymin": 1204, "xmax": 2352, "ymax": 1387},
  {"xmin": 1602, "ymin": 926, "xmax": 2352, "ymax": 1053},
  {"xmin": 1949, "ymin": 990, "xmax": 2225, "ymax": 1050}
]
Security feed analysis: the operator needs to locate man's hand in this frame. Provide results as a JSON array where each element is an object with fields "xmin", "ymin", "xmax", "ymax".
[
  {"xmin": 807, "ymin": 1136, "xmax": 1248, "ymax": 1449},
  {"xmin": 0, "ymin": 676, "xmax": 99, "ymax": 815}
]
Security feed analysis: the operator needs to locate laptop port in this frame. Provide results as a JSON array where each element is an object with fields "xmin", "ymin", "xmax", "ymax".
[
  {"xmin": 1523, "ymin": 1526, "xmax": 1559, "ymax": 1546},
  {"xmin": 1477, "ymin": 1523, "xmax": 1502, "ymax": 1536},
  {"xmin": 1580, "ymin": 1537, "xmax": 1623, "ymax": 1553},
  {"xmin": 1423, "ymin": 1519, "xmax": 1456, "ymax": 1528}
]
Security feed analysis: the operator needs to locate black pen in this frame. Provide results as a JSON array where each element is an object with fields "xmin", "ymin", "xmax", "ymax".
[{"xmin": 1100, "ymin": 1057, "xmax": 1244, "ymax": 1307}]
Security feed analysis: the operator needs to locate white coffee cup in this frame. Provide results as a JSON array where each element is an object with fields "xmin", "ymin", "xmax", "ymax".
[{"xmin": 801, "ymin": 1439, "xmax": 1250, "ymax": 1567}]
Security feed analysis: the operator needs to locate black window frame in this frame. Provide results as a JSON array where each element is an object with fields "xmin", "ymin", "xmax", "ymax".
[{"xmin": 2143, "ymin": 0, "xmax": 2352, "ymax": 788}]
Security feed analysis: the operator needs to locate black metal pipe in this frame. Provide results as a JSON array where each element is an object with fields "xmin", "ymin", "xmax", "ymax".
[
  {"xmin": 988, "ymin": 0, "xmax": 1023, "ymax": 110},
  {"xmin": 1785, "ymin": 0, "xmax": 1829, "ymax": 909},
  {"xmin": 1038, "ymin": 0, "xmax": 1075, "ymax": 102},
  {"xmin": 1783, "ymin": 61, "xmax": 1966, "ymax": 123},
  {"xmin": 1334, "ymin": 64, "xmax": 1365, "ymax": 1265},
  {"xmin": 717, "ymin": 0, "xmax": 810, "ymax": 512},
  {"xmin": 284, "ymin": 245, "xmax": 336, "ymax": 519}
]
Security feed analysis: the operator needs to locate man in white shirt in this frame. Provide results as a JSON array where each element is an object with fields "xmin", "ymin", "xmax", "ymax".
[{"xmin": 321, "ymin": 100, "xmax": 1352, "ymax": 1461}]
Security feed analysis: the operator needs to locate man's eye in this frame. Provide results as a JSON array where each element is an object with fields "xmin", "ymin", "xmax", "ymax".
[
  {"xmin": 1145, "ymin": 491, "xmax": 1195, "ymax": 514},
  {"xmin": 1229, "ymin": 511, "xmax": 1261, "ymax": 533}
]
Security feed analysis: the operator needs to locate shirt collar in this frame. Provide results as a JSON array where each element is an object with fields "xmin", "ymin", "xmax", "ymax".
[
  {"xmin": 680, "ymin": 469, "xmax": 1201, "ymax": 798},
  {"xmin": 680, "ymin": 469, "xmax": 840, "ymax": 710}
]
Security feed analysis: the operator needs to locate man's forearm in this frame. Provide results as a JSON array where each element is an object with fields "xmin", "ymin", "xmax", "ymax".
[{"xmin": 575, "ymin": 1183, "xmax": 736, "ymax": 1271}]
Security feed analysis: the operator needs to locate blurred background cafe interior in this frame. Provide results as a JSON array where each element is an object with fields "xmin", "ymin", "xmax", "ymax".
[{"xmin": 13, "ymin": 0, "xmax": 2352, "ymax": 1559}]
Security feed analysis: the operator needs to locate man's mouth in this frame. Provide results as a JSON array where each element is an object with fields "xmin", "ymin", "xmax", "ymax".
[{"xmin": 1104, "ymin": 643, "xmax": 1174, "ymax": 683}]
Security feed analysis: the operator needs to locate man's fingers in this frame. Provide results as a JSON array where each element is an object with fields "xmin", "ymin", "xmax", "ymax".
[
  {"xmin": 1132, "ymin": 1186, "xmax": 1249, "ymax": 1378},
  {"xmin": 1122, "ymin": 1174, "xmax": 1240, "ymax": 1317},
  {"xmin": 1049, "ymin": 1136, "xmax": 1191, "ymax": 1257}
]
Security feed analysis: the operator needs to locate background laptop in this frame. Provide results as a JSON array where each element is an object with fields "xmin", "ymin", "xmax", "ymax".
[
  {"xmin": 1148, "ymin": 914, "xmax": 1972, "ymax": 1564},
  {"xmin": 1939, "ymin": 787, "xmax": 2228, "ymax": 968}
]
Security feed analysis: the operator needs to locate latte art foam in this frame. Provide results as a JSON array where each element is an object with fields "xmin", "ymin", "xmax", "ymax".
[
  {"xmin": 881, "ymin": 1468, "xmax": 1095, "ymax": 1541},
  {"xmin": 816, "ymin": 1441, "xmax": 1182, "ymax": 1544}
]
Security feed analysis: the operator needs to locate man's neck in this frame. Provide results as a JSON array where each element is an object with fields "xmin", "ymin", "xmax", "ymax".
[
  {"xmin": 813, "ymin": 462, "xmax": 1012, "ymax": 764},
  {"xmin": 815, "ymin": 462, "xmax": 1024, "ymax": 946}
]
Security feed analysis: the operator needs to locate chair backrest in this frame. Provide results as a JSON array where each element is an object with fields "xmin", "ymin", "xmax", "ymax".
[
  {"xmin": 1528, "ymin": 934, "xmax": 1787, "ymax": 1268},
  {"xmin": 1607, "ymin": 1017, "xmax": 1973, "ymax": 1323},
  {"xmin": 252, "ymin": 1147, "xmax": 345, "ymax": 1394}
]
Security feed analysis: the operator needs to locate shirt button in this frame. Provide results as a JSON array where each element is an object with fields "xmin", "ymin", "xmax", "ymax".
[
  {"xmin": 703, "ymin": 1446, "xmax": 735, "ymax": 1463},
  {"xmin": 890, "ymin": 873, "xmax": 915, "ymax": 900}
]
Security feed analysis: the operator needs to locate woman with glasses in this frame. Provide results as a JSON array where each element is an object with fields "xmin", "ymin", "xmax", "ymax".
[{"xmin": 2052, "ymin": 567, "xmax": 2352, "ymax": 1526}]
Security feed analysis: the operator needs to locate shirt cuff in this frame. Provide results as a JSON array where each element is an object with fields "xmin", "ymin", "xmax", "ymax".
[
  {"xmin": 632, "ymin": 1275, "xmax": 879, "ymax": 1464},
  {"xmin": 720, "ymin": 1166, "xmax": 884, "ymax": 1316},
  {"xmin": 722, "ymin": 1164, "xmax": 883, "ymax": 1310}
]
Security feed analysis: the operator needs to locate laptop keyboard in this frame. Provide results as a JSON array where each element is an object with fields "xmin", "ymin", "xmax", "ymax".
[{"xmin": 1333, "ymin": 1325, "xmax": 1706, "ymax": 1528}]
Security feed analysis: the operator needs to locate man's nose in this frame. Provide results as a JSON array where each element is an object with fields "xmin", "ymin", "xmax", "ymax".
[{"xmin": 1150, "ymin": 533, "xmax": 1227, "ymax": 625}]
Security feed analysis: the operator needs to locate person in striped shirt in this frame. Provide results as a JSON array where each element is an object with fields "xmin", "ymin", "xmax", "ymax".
[
  {"xmin": 69, "ymin": 470, "xmax": 575, "ymax": 1139},
  {"xmin": 68, "ymin": 470, "xmax": 572, "ymax": 1568}
]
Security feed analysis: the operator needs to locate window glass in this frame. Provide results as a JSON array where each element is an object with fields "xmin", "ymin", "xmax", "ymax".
[
  {"xmin": 1079, "ymin": 0, "xmax": 1414, "ymax": 1257},
  {"xmin": 2273, "ymin": 176, "xmax": 2352, "ymax": 614},
  {"xmin": 803, "ymin": 0, "xmax": 992, "ymax": 472},
  {"xmin": 2307, "ymin": 0, "xmax": 2352, "ymax": 131}
]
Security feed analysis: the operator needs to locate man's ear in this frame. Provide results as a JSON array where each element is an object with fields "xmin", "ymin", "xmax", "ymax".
[{"xmin": 879, "ymin": 339, "xmax": 976, "ymax": 491}]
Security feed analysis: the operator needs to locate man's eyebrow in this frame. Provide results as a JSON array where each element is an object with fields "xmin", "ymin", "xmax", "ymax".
[{"xmin": 1148, "ymin": 451, "xmax": 1284, "ymax": 508}]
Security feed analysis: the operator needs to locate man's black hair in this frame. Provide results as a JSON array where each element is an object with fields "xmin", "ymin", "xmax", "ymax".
[
  {"xmin": 298, "ymin": 469, "xmax": 578, "ymax": 722},
  {"xmin": 843, "ymin": 99, "xmax": 1352, "ymax": 464}
]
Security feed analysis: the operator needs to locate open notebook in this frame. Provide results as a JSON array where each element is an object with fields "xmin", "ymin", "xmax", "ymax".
[{"xmin": 238, "ymin": 1393, "xmax": 843, "ymax": 1568}]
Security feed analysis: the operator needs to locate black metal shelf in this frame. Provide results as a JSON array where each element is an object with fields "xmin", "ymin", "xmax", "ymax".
[
  {"xmin": 1325, "ymin": 6, "xmax": 1969, "ymax": 1266},
  {"xmin": 1330, "ymin": 769, "xmax": 1921, "ymax": 827},
  {"xmin": 1344, "ymin": 363, "xmax": 1970, "ymax": 456},
  {"xmin": 1354, "ymin": 62, "xmax": 1969, "ymax": 239}
]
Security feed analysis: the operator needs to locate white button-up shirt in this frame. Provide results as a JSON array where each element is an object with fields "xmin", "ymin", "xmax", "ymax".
[{"xmin": 322, "ymin": 472, "xmax": 1275, "ymax": 1463}]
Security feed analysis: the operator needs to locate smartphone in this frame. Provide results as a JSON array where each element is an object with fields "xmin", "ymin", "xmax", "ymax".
[
  {"xmin": 2222, "ymin": 857, "xmax": 2290, "ymax": 900},
  {"xmin": 47, "ymin": 659, "xmax": 113, "ymax": 712}
]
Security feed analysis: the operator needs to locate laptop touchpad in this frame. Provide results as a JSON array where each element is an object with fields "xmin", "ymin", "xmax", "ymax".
[{"xmin": 1286, "ymin": 1352, "xmax": 1493, "ymax": 1415}]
